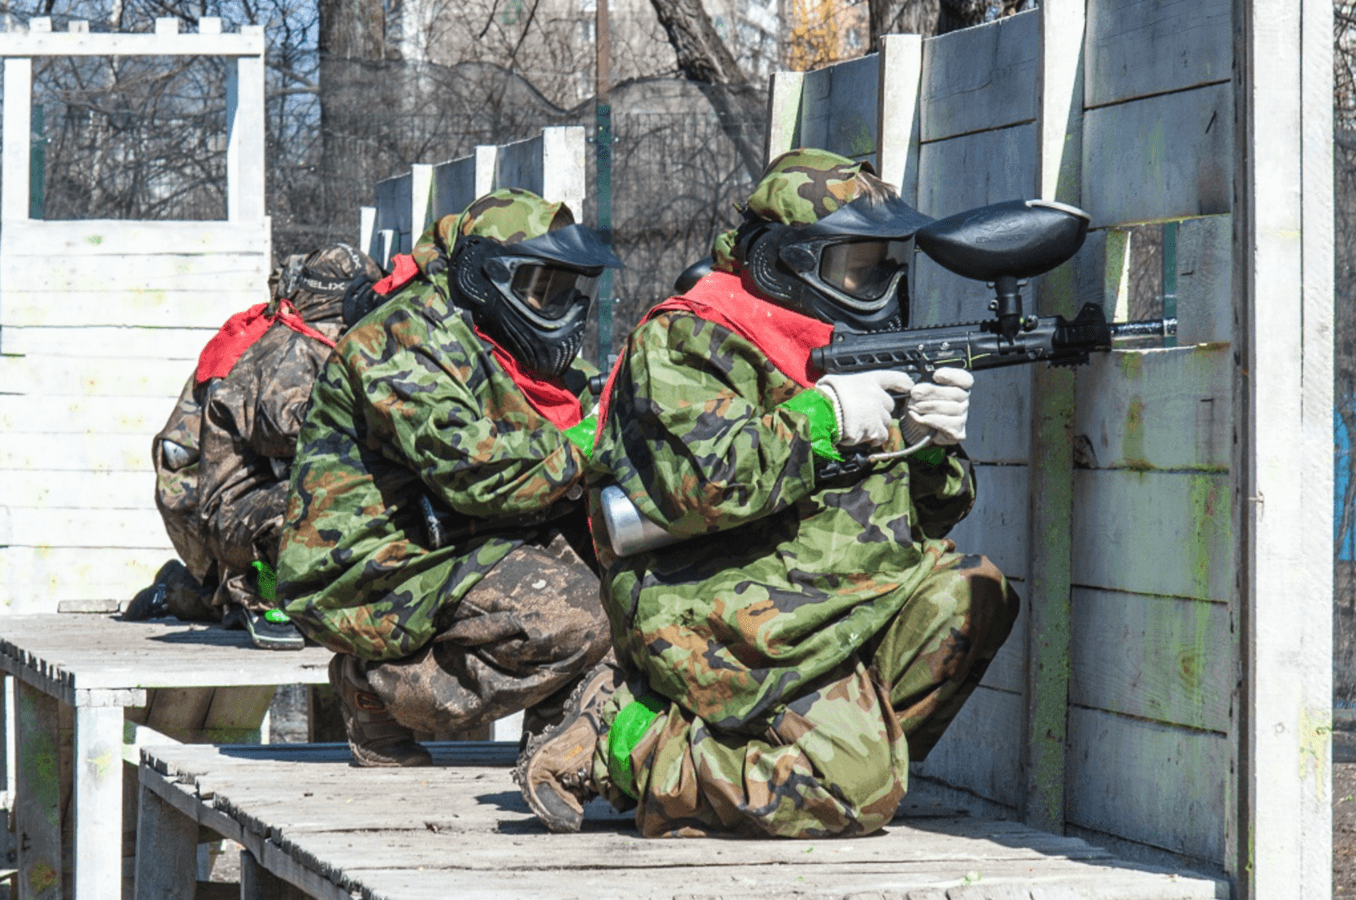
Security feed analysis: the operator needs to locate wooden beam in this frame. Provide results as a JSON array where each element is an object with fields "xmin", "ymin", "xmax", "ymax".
[
  {"xmin": 73, "ymin": 704, "xmax": 123, "ymax": 900},
  {"xmin": 226, "ymin": 29, "xmax": 266, "ymax": 224},
  {"xmin": 0, "ymin": 30, "xmax": 264, "ymax": 57},
  {"xmin": 876, "ymin": 34, "xmax": 922, "ymax": 208},
  {"xmin": 2, "ymin": 56, "xmax": 31, "ymax": 222},
  {"xmin": 1020, "ymin": 0, "xmax": 1084, "ymax": 835},
  {"xmin": 1234, "ymin": 0, "xmax": 1333, "ymax": 893}
]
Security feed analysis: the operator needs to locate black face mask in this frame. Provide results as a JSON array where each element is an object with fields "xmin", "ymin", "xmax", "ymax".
[
  {"xmin": 452, "ymin": 225, "xmax": 622, "ymax": 378},
  {"xmin": 740, "ymin": 194, "xmax": 934, "ymax": 333}
]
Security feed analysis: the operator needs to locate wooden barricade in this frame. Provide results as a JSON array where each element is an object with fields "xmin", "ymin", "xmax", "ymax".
[{"xmin": 765, "ymin": 0, "xmax": 1332, "ymax": 895}]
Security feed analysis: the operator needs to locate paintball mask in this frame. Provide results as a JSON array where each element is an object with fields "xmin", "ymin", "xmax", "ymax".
[
  {"xmin": 452, "ymin": 224, "xmax": 622, "ymax": 378},
  {"xmin": 740, "ymin": 193, "xmax": 934, "ymax": 333}
]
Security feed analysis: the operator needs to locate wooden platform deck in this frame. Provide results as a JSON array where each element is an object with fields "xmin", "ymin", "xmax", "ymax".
[{"xmin": 138, "ymin": 742, "xmax": 1230, "ymax": 900}]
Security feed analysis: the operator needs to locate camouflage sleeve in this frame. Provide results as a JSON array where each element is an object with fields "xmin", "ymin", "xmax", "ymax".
[
  {"xmin": 341, "ymin": 305, "xmax": 585, "ymax": 518},
  {"xmin": 250, "ymin": 332, "xmax": 331, "ymax": 460},
  {"xmin": 906, "ymin": 446, "xmax": 977, "ymax": 539},
  {"xmin": 594, "ymin": 311, "xmax": 818, "ymax": 537}
]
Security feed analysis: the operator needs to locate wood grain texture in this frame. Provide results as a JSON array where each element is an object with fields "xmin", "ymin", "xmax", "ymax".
[
  {"xmin": 1084, "ymin": 0, "xmax": 1232, "ymax": 108},
  {"xmin": 1072, "ymin": 344, "xmax": 1232, "ymax": 472},
  {"xmin": 1071, "ymin": 469, "xmax": 1232, "ymax": 602},
  {"xmin": 798, "ymin": 54, "xmax": 881, "ymax": 167},
  {"xmin": 920, "ymin": 9, "xmax": 1040, "ymax": 144},
  {"xmin": 1070, "ymin": 587, "xmax": 1231, "ymax": 733},
  {"xmin": 1065, "ymin": 706, "xmax": 1227, "ymax": 864},
  {"xmin": 1081, "ymin": 84, "xmax": 1233, "ymax": 227},
  {"xmin": 1174, "ymin": 215, "xmax": 1232, "ymax": 347}
]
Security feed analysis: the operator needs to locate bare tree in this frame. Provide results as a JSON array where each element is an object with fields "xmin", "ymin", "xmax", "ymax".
[{"xmin": 867, "ymin": 0, "xmax": 1033, "ymax": 51}]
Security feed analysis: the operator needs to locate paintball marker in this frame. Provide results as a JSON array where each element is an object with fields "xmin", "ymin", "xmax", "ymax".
[{"xmin": 599, "ymin": 199, "xmax": 1177, "ymax": 558}]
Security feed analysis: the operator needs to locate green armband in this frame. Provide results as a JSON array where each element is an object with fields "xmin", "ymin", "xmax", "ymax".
[
  {"xmin": 910, "ymin": 445, "xmax": 948, "ymax": 467},
  {"xmin": 779, "ymin": 389, "xmax": 842, "ymax": 461},
  {"xmin": 563, "ymin": 416, "xmax": 598, "ymax": 459},
  {"xmin": 607, "ymin": 693, "xmax": 665, "ymax": 800}
]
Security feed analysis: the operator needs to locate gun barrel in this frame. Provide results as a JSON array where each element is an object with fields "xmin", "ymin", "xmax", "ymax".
[{"xmin": 1109, "ymin": 317, "xmax": 1177, "ymax": 339}]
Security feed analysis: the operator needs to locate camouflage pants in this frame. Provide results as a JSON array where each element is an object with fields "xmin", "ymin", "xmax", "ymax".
[
  {"xmin": 594, "ymin": 548, "xmax": 1019, "ymax": 838},
  {"xmin": 362, "ymin": 531, "xmax": 612, "ymax": 735}
]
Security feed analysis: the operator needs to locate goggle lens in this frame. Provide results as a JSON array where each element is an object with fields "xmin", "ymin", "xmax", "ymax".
[
  {"xmin": 818, "ymin": 240, "xmax": 909, "ymax": 300},
  {"xmin": 509, "ymin": 264, "xmax": 600, "ymax": 319}
]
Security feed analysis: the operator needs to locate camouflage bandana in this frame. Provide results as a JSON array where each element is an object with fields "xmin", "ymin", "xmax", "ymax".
[
  {"xmin": 410, "ymin": 188, "xmax": 569, "ymax": 277},
  {"xmin": 711, "ymin": 149, "xmax": 876, "ymax": 273}
]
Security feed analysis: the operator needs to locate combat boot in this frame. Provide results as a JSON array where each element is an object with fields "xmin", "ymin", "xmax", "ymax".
[
  {"xmin": 329, "ymin": 654, "xmax": 432, "ymax": 767},
  {"xmin": 515, "ymin": 662, "xmax": 623, "ymax": 832}
]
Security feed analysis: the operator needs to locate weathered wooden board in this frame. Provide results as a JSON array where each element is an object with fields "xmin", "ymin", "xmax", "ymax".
[
  {"xmin": 1081, "ymin": 83, "xmax": 1233, "ymax": 228},
  {"xmin": 1084, "ymin": 0, "xmax": 1232, "ymax": 109},
  {"xmin": 137, "ymin": 740, "xmax": 1225, "ymax": 900},
  {"xmin": 956, "ymin": 370, "xmax": 1031, "ymax": 465},
  {"xmin": 0, "ymin": 432, "xmax": 148, "ymax": 470},
  {"xmin": 942, "ymin": 463, "xmax": 1030, "ymax": 584},
  {"xmin": 0, "ymin": 394, "xmax": 182, "ymax": 434},
  {"xmin": 1070, "ymin": 587, "xmax": 1232, "ymax": 733},
  {"xmin": 1174, "ymin": 214, "xmax": 1232, "ymax": 346},
  {"xmin": 913, "ymin": 124, "xmax": 1038, "ymax": 326},
  {"xmin": 0, "ymin": 355, "xmax": 187, "ymax": 398},
  {"xmin": 0, "ymin": 220, "xmax": 268, "ymax": 257},
  {"xmin": 0, "ymin": 616, "xmax": 331, "ymax": 692},
  {"xmin": 1065, "ymin": 705, "xmax": 1227, "ymax": 865},
  {"xmin": 0, "ymin": 27, "xmax": 262, "ymax": 57},
  {"xmin": 3, "ymin": 505, "xmax": 165, "ymax": 549},
  {"xmin": 0, "ymin": 469, "xmax": 153, "ymax": 509},
  {"xmin": 430, "ymin": 154, "xmax": 479, "ymax": 222},
  {"xmin": 0, "ymin": 326, "xmax": 212, "ymax": 360},
  {"xmin": 798, "ymin": 54, "xmax": 881, "ymax": 166},
  {"xmin": 1070, "ymin": 469, "xmax": 1232, "ymax": 602},
  {"xmin": 978, "ymin": 572, "xmax": 1027, "ymax": 696},
  {"xmin": 373, "ymin": 172, "xmax": 415, "ymax": 260},
  {"xmin": 876, "ymin": 34, "xmax": 923, "ymax": 207},
  {"xmin": 0, "ymin": 290, "xmax": 265, "ymax": 328},
  {"xmin": 920, "ymin": 9, "xmax": 1040, "ymax": 143},
  {"xmin": 1072, "ymin": 344, "xmax": 1231, "ymax": 472},
  {"xmin": 909, "ymin": 685, "xmax": 1024, "ymax": 810},
  {"xmin": 0, "ymin": 549, "xmax": 169, "ymax": 609},
  {"xmin": 2, "ymin": 253, "xmax": 266, "ymax": 293}
]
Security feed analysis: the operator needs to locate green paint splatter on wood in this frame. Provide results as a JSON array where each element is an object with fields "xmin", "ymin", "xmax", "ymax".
[
  {"xmin": 1122, "ymin": 396, "xmax": 1152, "ymax": 471},
  {"xmin": 849, "ymin": 122, "xmax": 875, "ymax": 158},
  {"xmin": 84, "ymin": 234, "xmax": 102, "ymax": 245},
  {"xmin": 1297, "ymin": 706, "xmax": 1331, "ymax": 783},
  {"xmin": 1189, "ymin": 476, "xmax": 1228, "ymax": 598},
  {"xmin": 27, "ymin": 861, "xmax": 58, "ymax": 892}
]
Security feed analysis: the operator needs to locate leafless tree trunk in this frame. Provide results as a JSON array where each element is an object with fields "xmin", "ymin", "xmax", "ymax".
[
  {"xmin": 318, "ymin": 0, "xmax": 390, "ymax": 238},
  {"xmin": 647, "ymin": 0, "xmax": 767, "ymax": 180},
  {"xmin": 868, "ymin": 0, "xmax": 1033, "ymax": 51}
]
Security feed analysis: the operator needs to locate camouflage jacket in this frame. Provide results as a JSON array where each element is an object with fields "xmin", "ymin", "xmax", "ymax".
[
  {"xmin": 153, "ymin": 375, "xmax": 216, "ymax": 583},
  {"xmin": 276, "ymin": 269, "xmax": 595, "ymax": 660},
  {"xmin": 197, "ymin": 291, "xmax": 346, "ymax": 576},
  {"xmin": 589, "ymin": 276, "xmax": 977, "ymax": 733}
]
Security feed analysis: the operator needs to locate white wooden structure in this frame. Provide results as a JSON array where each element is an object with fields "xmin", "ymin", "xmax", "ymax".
[
  {"xmin": 0, "ymin": 17, "xmax": 270, "ymax": 612},
  {"xmin": 765, "ymin": 1, "xmax": 1331, "ymax": 895},
  {"xmin": 361, "ymin": 126, "xmax": 586, "ymax": 269},
  {"xmin": 0, "ymin": 615, "xmax": 331, "ymax": 899}
]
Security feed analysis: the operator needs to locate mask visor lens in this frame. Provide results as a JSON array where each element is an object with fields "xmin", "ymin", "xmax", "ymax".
[
  {"xmin": 818, "ymin": 240, "xmax": 909, "ymax": 301},
  {"xmin": 510, "ymin": 265, "xmax": 600, "ymax": 319}
]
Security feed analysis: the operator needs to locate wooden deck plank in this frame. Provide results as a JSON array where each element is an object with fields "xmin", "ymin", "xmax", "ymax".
[{"xmin": 136, "ymin": 742, "xmax": 1227, "ymax": 900}]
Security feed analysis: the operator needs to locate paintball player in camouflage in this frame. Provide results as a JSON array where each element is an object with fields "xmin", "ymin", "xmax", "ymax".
[
  {"xmin": 195, "ymin": 245, "xmax": 384, "ymax": 649},
  {"xmin": 277, "ymin": 189, "xmax": 621, "ymax": 767},
  {"xmin": 133, "ymin": 249, "xmax": 380, "ymax": 635},
  {"xmin": 518, "ymin": 148, "xmax": 1020, "ymax": 837}
]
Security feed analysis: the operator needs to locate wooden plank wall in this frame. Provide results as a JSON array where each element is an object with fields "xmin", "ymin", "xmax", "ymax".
[
  {"xmin": 365, "ymin": 127, "xmax": 587, "ymax": 268},
  {"xmin": 0, "ymin": 21, "xmax": 270, "ymax": 613},
  {"xmin": 764, "ymin": 0, "xmax": 1310, "ymax": 881}
]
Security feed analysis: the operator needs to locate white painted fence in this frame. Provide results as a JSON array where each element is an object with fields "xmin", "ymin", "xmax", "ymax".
[
  {"xmin": 766, "ymin": 1, "xmax": 1331, "ymax": 894},
  {"xmin": 0, "ymin": 18, "xmax": 269, "ymax": 612},
  {"xmin": 361, "ymin": 127, "xmax": 586, "ymax": 268}
]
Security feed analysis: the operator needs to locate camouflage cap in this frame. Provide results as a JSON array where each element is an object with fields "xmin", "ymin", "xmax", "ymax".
[
  {"xmin": 410, "ymin": 188, "xmax": 573, "ymax": 276},
  {"xmin": 710, "ymin": 148, "xmax": 878, "ymax": 274},
  {"xmin": 287, "ymin": 244, "xmax": 382, "ymax": 318},
  {"xmin": 745, "ymin": 148, "xmax": 878, "ymax": 227}
]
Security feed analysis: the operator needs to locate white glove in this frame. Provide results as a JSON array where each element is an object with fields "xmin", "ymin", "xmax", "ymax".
[
  {"xmin": 816, "ymin": 370, "xmax": 916, "ymax": 447},
  {"xmin": 903, "ymin": 367, "xmax": 973, "ymax": 446}
]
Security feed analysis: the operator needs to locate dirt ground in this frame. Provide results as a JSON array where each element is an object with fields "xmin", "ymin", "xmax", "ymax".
[{"xmin": 1334, "ymin": 726, "xmax": 1356, "ymax": 891}]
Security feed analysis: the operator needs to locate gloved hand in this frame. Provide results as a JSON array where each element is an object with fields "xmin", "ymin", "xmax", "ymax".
[
  {"xmin": 902, "ymin": 367, "xmax": 973, "ymax": 446},
  {"xmin": 815, "ymin": 370, "xmax": 916, "ymax": 447}
]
